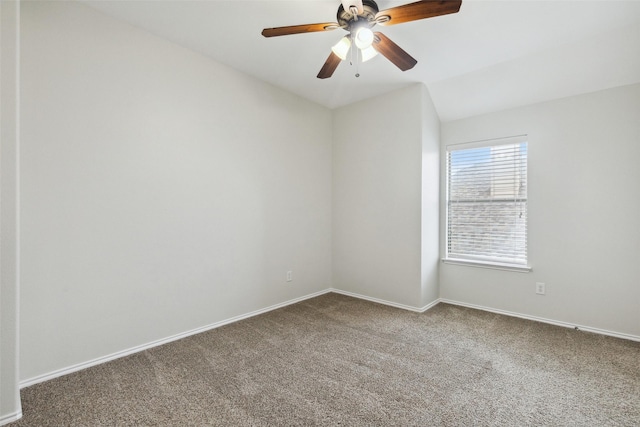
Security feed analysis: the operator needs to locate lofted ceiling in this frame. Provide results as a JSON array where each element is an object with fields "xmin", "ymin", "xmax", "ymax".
[{"xmin": 82, "ymin": 0, "xmax": 640, "ymax": 121}]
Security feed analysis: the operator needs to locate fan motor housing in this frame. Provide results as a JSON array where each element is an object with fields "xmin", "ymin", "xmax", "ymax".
[{"xmin": 337, "ymin": 0, "xmax": 379, "ymax": 30}]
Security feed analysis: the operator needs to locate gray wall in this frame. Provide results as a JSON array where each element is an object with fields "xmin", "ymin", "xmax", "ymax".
[
  {"xmin": 440, "ymin": 83, "xmax": 640, "ymax": 338},
  {"xmin": 332, "ymin": 84, "xmax": 440, "ymax": 310},
  {"xmin": 0, "ymin": 0, "xmax": 23, "ymax": 424},
  {"xmin": 420, "ymin": 87, "xmax": 441, "ymax": 307},
  {"xmin": 19, "ymin": 1, "xmax": 332, "ymax": 383}
]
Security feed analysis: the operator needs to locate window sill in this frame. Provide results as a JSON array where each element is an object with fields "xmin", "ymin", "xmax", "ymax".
[{"xmin": 441, "ymin": 258, "xmax": 532, "ymax": 273}]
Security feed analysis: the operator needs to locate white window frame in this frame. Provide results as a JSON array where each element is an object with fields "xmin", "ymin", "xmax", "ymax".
[{"xmin": 444, "ymin": 135, "xmax": 531, "ymax": 272}]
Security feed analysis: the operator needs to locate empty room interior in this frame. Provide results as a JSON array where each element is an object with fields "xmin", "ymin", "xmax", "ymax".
[{"xmin": 1, "ymin": 0, "xmax": 639, "ymax": 425}]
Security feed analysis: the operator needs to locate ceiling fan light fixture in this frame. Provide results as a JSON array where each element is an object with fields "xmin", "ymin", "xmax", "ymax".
[
  {"xmin": 331, "ymin": 36, "xmax": 352, "ymax": 60},
  {"xmin": 262, "ymin": 0, "xmax": 463, "ymax": 79},
  {"xmin": 360, "ymin": 45, "xmax": 378, "ymax": 62},
  {"xmin": 354, "ymin": 27, "xmax": 374, "ymax": 49}
]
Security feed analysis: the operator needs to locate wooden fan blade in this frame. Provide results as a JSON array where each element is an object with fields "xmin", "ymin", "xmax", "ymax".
[
  {"xmin": 317, "ymin": 51, "xmax": 342, "ymax": 79},
  {"xmin": 375, "ymin": 0, "xmax": 462, "ymax": 26},
  {"xmin": 262, "ymin": 22, "xmax": 340, "ymax": 37},
  {"xmin": 372, "ymin": 32, "xmax": 417, "ymax": 71}
]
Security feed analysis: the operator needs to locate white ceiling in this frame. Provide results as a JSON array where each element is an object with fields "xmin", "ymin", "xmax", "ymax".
[{"xmin": 83, "ymin": 0, "xmax": 640, "ymax": 121}]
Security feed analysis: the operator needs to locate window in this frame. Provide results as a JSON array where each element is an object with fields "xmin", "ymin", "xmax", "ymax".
[{"xmin": 445, "ymin": 136, "xmax": 528, "ymax": 269}]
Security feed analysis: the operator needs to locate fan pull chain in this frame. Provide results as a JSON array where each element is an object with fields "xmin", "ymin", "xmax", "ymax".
[
  {"xmin": 347, "ymin": 35, "xmax": 360, "ymax": 78},
  {"xmin": 349, "ymin": 37, "xmax": 355, "ymax": 66}
]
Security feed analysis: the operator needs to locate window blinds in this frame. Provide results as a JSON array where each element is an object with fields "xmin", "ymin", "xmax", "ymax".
[{"xmin": 446, "ymin": 137, "xmax": 528, "ymax": 265}]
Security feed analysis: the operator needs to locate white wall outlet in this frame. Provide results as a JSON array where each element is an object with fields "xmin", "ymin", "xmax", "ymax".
[
  {"xmin": 286, "ymin": 271, "xmax": 292, "ymax": 282},
  {"xmin": 536, "ymin": 282, "xmax": 545, "ymax": 295}
]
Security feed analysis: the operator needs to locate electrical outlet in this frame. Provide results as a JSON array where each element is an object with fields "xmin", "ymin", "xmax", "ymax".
[
  {"xmin": 286, "ymin": 271, "xmax": 293, "ymax": 282},
  {"xmin": 536, "ymin": 282, "xmax": 545, "ymax": 295}
]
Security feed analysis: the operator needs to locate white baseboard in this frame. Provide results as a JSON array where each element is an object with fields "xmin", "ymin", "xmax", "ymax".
[
  {"xmin": 440, "ymin": 298, "xmax": 640, "ymax": 343},
  {"xmin": 330, "ymin": 288, "xmax": 440, "ymax": 313},
  {"xmin": 19, "ymin": 288, "xmax": 439, "ymax": 388},
  {"xmin": 20, "ymin": 289, "xmax": 332, "ymax": 389},
  {"xmin": 21, "ymin": 290, "xmax": 638, "ymax": 390},
  {"xmin": 0, "ymin": 411, "xmax": 22, "ymax": 426}
]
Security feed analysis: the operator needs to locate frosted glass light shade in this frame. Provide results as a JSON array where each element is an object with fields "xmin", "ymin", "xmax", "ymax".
[
  {"xmin": 331, "ymin": 37, "xmax": 351, "ymax": 60},
  {"xmin": 354, "ymin": 27, "xmax": 374, "ymax": 49},
  {"xmin": 361, "ymin": 45, "xmax": 378, "ymax": 62}
]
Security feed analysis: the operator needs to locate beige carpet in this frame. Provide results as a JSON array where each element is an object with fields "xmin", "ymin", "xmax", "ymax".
[{"xmin": 15, "ymin": 293, "xmax": 640, "ymax": 426}]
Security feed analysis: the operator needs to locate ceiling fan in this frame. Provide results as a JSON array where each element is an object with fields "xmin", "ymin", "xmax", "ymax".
[{"xmin": 262, "ymin": 0, "xmax": 462, "ymax": 79}]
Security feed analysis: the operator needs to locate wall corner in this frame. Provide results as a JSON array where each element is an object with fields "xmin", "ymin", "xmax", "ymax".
[
  {"xmin": 0, "ymin": 0, "xmax": 23, "ymax": 423},
  {"xmin": 420, "ymin": 84, "xmax": 441, "ymax": 307}
]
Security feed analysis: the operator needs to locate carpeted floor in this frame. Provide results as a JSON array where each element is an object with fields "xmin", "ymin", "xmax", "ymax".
[{"xmin": 14, "ymin": 293, "xmax": 640, "ymax": 426}]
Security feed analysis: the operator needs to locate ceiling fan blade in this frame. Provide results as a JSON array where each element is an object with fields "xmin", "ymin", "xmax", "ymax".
[
  {"xmin": 317, "ymin": 51, "xmax": 342, "ymax": 79},
  {"xmin": 375, "ymin": 0, "xmax": 462, "ymax": 26},
  {"xmin": 342, "ymin": 0, "xmax": 364, "ymax": 15},
  {"xmin": 261, "ymin": 22, "xmax": 340, "ymax": 38},
  {"xmin": 372, "ymin": 32, "xmax": 417, "ymax": 71}
]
